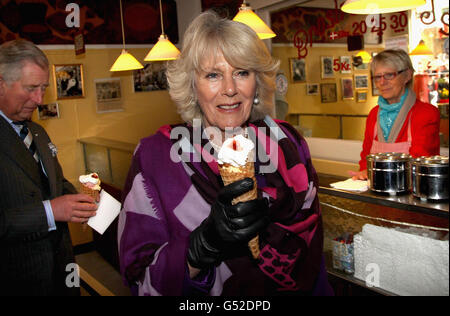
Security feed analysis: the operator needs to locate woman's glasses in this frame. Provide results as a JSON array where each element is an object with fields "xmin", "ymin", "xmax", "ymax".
[{"xmin": 372, "ymin": 69, "xmax": 407, "ymax": 82}]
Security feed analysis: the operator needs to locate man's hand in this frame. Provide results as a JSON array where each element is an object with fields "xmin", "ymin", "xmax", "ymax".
[{"xmin": 51, "ymin": 194, "xmax": 97, "ymax": 223}]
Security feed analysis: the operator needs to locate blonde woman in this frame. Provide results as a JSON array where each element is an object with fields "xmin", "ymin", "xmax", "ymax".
[{"xmin": 118, "ymin": 11, "xmax": 332, "ymax": 296}]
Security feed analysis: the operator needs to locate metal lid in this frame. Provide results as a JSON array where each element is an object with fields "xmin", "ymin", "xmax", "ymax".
[
  {"xmin": 367, "ymin": 152, "xmax": 412, "ymax": 162},
  {"xmin": 412, "ymin": 155, "xmax": 449, "ymax": 166}
]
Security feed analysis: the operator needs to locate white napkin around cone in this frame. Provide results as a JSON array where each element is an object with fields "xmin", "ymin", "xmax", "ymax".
[
  {"xmin": 88, "ymin": 190, "xmax": 121, "ymax": 234},
  {"xmin": 330, "ymin": 178, "xmax": 369, "ymax": 192}
]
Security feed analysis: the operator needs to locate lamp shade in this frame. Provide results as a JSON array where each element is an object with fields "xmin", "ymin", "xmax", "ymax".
[
  {"xmin": 110, "ymin": 49, "xmax": 144, "ymax": 72},
  {"xmin": 356, "ymin": 50, "xmax": 372, "ymax": 63},
  {"xmin": 341, "ymin": 0, "xmax": 426, "ymax": 14},
  {"xmin": 410, "ymin": 40, "xmax": 433, "ymax": 55},
  {"xmin": 144, "ymin": 34, "xmax": 180, "ymax": 61},
  {"xmin": 233, "ymin": 4, "xmax": 276, "ymax": 40}
]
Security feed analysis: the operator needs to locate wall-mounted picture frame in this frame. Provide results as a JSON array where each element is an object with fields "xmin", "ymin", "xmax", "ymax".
[
  {"xmin": 94, "ymin": 78, "xmax": 123, "ymax": 113},
  {"xmin": 357, "ymin": 90, "xmax": 368, "ymax": 103},
  {"xmin": 307, "ymin": 83, "xmax": 319, "ymax": 95},
  {"xmin": 95, "ymin": 78, "xmax": 121, "ymax": 102},
  {"xmin": 133, "ymin": 63, "xmax": 168, "ymax": 92},
  {"xmin": 321, "ymin": 56, "xmax": 334, "ymax": 79},
  {"xmin": 340, "ymin": 56, "xmax": 352, "ymax": 74},
  {"xmin": 37, "ymin": 102, "xmax": 60, "ymax": 120},
  {"xmin": 53, "ymin": 64, "xmax": 84, "ymax": 99},
  {"xmin": 290, "ymin": 58, "xmax": 306, "ymax": 83},
  {"xmin": 355, "ymin": 74, "xmax": 369, "ymax": 89},
  {"xmin": 320, "ymin": 83, "xmax": 337, "ymax": 103},
  {"xmin": 341, "ymin": 78, "xmax": 354, "ymax": 100},
  {"xmin": 352, "ymin": 55, "xmax": 369, "ymax": 70}
]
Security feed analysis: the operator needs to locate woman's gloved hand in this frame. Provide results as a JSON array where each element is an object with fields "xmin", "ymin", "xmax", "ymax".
[{"xmin": 187, "ymin": 178, "xmax": 269, "ymax": 269}]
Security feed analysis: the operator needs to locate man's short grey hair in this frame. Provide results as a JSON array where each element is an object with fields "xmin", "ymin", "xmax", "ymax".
[
  {"xmin": 166, "ymin": 10, "xmax": 280, "ymax": 125},
  {"xmin": 0, "ymin": 39, "xmax": 49, "ymax": 83}
]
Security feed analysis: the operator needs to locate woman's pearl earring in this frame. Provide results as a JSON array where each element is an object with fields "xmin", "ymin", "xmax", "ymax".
[{"xmin": 253, "ymin": 94, "xmax": 260, "ymax": 105}]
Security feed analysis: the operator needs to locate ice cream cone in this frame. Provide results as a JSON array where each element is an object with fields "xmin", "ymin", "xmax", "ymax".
[
  {"xmin": 80, "ymin": 184, "xmax": 100, "ymax": 200},
  {"xmin": 79, "ymin": 173, "xmax": 101, "ymax": 200},
  {"xmin": 218, "ymin": 161, "xmax": 260, "ymax": 259},
  {"xmin": 218, "ymin": 162, "xmax": 257, "ymax": 203}
]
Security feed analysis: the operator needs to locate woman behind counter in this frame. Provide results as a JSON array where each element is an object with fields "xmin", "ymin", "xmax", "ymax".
[
  {"xmin": 118, "ymin": 11, "xmax": 332, "ymax": 296},
  {"xmin": 352, "ymin": 49, "xmax": 440, "ymax": 180}
]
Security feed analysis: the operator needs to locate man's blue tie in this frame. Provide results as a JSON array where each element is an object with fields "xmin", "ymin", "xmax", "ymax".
[{"xmin": 13, "ymin": 121, "xmax": 39, "ymax": 163}]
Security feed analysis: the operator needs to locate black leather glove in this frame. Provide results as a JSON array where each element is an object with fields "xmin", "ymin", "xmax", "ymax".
[{"xmin": 187, "ymin": 178, "xmax": 269, "ymax": 269}]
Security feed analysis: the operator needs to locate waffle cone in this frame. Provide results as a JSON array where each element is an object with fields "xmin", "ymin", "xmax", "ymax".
[
  {"xmin": 218, "ymin": 161, "xmax": 260, "ymax": 259},
  {"xmin": 80, "ymin": 184, "xmax": 100, "ymax": 200}
]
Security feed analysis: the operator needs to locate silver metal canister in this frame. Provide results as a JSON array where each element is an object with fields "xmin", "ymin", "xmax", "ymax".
[
  {"xmin": 367, "ymin": 152, "xmax": 412, "ymax": 195},
  {"xmin": 412, "ymin": 155, "xmax": 449, "ymax": 201}
]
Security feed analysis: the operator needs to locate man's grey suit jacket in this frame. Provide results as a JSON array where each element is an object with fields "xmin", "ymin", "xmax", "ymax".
[{"xmin": 0, "ymin": 116, "xmax": 78, "ymax": 295}]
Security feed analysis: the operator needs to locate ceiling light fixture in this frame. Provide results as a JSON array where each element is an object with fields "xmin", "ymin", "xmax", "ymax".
[
  {"xmin": 410, "ymin": 40, "xmax": 433, "ymax": 55},
  {"xmin": 356, "ymin": 50, "xmax": 372, "ymax": 63},
  {"xmin": 341, "ymin": 0, "xmax": 426, "ymax": 14},
  {"xmin": 232, "ymin": 0, "xmax": 276, "ymax": 40},
  {"xmin": 110, "ymin": 0, "xmax": 144, "ymax": 72},
  {"xmin": 144, "ymin": 0, "xmax": 180, "ymax": 62}
]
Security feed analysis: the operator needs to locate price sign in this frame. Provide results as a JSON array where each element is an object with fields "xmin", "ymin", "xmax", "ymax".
[
  {"xmin": 353, "ymin": 12, "xmax": 408, "ymax": 37},
  {"xmin": 333, "ymin": 58, "xmax": 351, "ymax": 72}
]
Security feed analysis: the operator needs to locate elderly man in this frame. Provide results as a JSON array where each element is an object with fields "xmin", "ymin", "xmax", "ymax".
[{"xmin": 0, "ymin": 39, "xmax": 97, "ymax": 296}]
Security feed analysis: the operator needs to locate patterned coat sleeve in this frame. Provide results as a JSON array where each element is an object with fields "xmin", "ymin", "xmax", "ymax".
[{"xmin": 118, "ymin": 137, "xmax": 188, "ymax": 296}]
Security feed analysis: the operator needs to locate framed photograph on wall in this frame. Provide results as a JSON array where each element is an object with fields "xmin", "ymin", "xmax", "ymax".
[
  {"xmin": 321, "ymin": 56, "xmax": 334, "ymax": 79},
  {"xmin": 307, "ymin": 83, "xmax": 319, "ymax": 95},
  {"xmin": 353, "ymin": 55, "xmax": 369, "ymax": 70},
  {"xmin": 133, "ymin": 63, "xmax": 168, "ymax": 92},
  {"xmin": 357, "ymin": 90, "xmax": 368, "ymax": 103},
  {"xmin": 341, "ymin": 78, "xmax": 354, "ymax": 100},
  {"xmin": 290, "ymin": 58, "xmax": 306, "ymax": 83},
  {"xmin": 355, "ymin": 74, "xmax": 369, "ymax": 89},
  {"xmin": 37, "ymin": 102, "xmax": 60, "ymax": 120},
  {"xmin": 320, "ymin": 83, "xmax": 337, "ymax": 103},
  {"xmin": 94, "ymin": 78, "xmax": 123, "ymax": 113},
  {"xmin": 340, "ymin": 56, "xmax": 352, "ymax": 74},
  {"xmin": 53, "ymin": 64, "xmax": 84, "ymax": 99}
]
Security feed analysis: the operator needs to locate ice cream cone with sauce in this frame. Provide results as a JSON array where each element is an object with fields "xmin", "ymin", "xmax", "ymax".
[
  {"xmin": 217, "ymin": 135, "xmax": 260, "ymax": 259},
  {"xmin": 79, "ymin": 173, "xmax": 101, "ymax": 200}
]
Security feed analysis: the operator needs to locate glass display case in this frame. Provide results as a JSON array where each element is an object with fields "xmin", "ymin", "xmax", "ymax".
[{"xmin": 318, "ymin": 173, "xmax": 448, "ymax": 296}]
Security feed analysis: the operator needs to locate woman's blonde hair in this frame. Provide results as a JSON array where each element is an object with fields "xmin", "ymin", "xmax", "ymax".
[
  {"xmin": 166, "ymin": 10, "xmax": 280, "ymax": 125},
  {"xmin": 370, "ymin": 49, "xmax": 415, "ymax": 90}
]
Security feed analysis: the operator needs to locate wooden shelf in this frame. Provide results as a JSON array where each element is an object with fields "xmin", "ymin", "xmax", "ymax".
[{"xmin": 76, "ymin": 251, "xmax": 131, "ymax": 296}]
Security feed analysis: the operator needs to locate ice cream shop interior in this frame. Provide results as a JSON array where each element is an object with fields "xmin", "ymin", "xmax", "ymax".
[{"xmin": 0, "ymin": 0, "xmax": 448, "ymax": 297}]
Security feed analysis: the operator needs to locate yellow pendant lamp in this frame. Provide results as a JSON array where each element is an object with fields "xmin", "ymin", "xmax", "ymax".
[
  {"xmin": 410, "ymin": 40, "xmax": 433, "ymax": 55},
  {"xmin": 111, "ymin": 49, "xmax": 145, "ymax": 72},
  {"xmin": 144, "ymin": 0, "xmax": 180, "ymax": 61},
  {"xmin": 232, "ymin": 1, "xmax": 276, "ymax": 40},
  {"xmin": 110, "ymin": 0, "xmax": 144, "ymax": 72},
  {"xmin": 341, "ymin": 0, "xmax": 426, "ymax": 14},
  {"xmin": 356, "ymin": 50, "xmax": 372, "ymax": 63}
]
